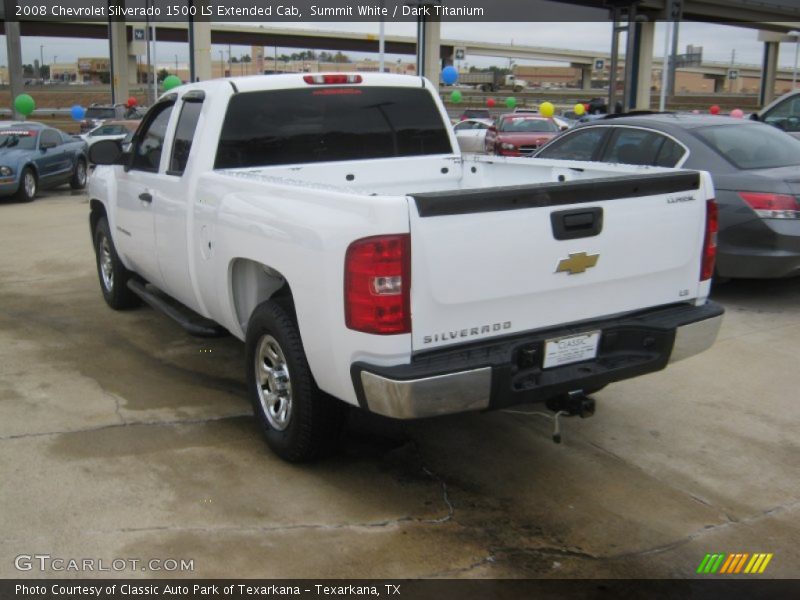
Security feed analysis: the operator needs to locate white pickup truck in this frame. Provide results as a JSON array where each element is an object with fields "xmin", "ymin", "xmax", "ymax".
[{"xmin": 88, "ymin": 73, "xmax": 723, "ymax": 461}]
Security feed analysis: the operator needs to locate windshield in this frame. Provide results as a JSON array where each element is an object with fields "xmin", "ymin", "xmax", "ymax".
[
  {"xmin": 0, "ymin": 129, "xmax": 38, "ymax": 150},
  {"xmin": 215, "ymin": 86, "xmax": 452, "ymax": 168},
  {"xmin": 498, "ymin": 117, "xmax": 558, "ymax": 133},
  {"xmin": 694, "ymin": 123, "xmax": 800, "ymax": 169},
  {"xmin": 85, "ymin": 107, "xmax": 116, "ymax": 119}
]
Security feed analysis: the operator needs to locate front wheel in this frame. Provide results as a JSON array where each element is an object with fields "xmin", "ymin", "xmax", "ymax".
[
  {"xmin": 93, "ymin": 216, "xmax": 141, "ymax": 310},
  {"xmin": 246, "ymin": 300, "xmax": 345, "ymax": 462},
  {"xmin": 70, "ymin": 158, "xmax": 87, "ymax": 189},
  {"xmin": 14, "ymin": 168, "xmax": 36, "ymax": 203}
]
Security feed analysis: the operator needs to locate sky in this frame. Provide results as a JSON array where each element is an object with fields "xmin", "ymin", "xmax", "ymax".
[{"xmin": 3, "ymin": 21, "xmax": 800, "ymax": 71}]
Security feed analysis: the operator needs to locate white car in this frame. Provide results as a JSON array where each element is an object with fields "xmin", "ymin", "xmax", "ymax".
[
  {"xmin": 81, "ymin": 121, "xmax": 138, "ymax": 149},
  {"xmin": 453, "ymin": 118, "xmax": 494, "ymax": 153}
]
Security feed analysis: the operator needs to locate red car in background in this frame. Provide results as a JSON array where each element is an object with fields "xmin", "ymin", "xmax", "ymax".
[{"xmin": 488, "ymin": 114, "xmax": 561, "ymax": 156}]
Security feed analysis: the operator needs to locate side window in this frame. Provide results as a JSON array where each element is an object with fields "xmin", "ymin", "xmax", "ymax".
[
  {"xmin": 40, "ymin": 129, "xmax": 61, "ymax": 147},
  {"xmin": 168, "ymin": 100, "xmax": 203, "ymax": 175},
  {"xmin": 763, "ymin": 96, "xmax": 800, "ymax": 132},
  {"xmin": 536, "ymin": 128, "xmax": 607, "ymax": 161},
  {"xmin": 602, "ymin": 128, "xmax": 665, "ymax": 166},
  {"xmin": 130, "ymin": 102, "xmax": 175, "ymax": 172},
  {"xmin": 454, "ymin": 121, "xmax": 476, "ymax": 131},
  {"xmin": 654, "ymin": 137, "xmax": 686, "ymax": 167}
]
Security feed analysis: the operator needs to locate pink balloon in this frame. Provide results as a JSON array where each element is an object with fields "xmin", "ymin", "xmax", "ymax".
[
  {"xmin": 710, "ymin": 105, "xmax": 720, "ymax": 115},
  {"xmin": 692, "ymin": 109, "xmax": 700, "ymax": 114},
  {"xmin": 730, "ymin": 108, "xmax": 744, "ymax": 119}
]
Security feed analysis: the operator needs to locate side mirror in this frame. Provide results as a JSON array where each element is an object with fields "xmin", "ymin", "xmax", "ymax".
[
  {"xmin": 89, "ymin": 139, "xmax": 123, "ymax": 165},
  {"xmin": 560, "ymin": 125, "xmax": 568, "ymax": 131},
  {"xmin": 749, "ymin": 113, "xmax": 760, "ymax": 121}
]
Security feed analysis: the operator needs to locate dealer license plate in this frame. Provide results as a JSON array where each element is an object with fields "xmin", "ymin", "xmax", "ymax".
[{"xmin": 542, "ymin": 331, "xmax": 601, "ymax": 369}]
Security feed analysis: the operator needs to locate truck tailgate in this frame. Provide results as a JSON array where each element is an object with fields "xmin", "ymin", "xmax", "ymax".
[{"xmin": 408, "ymin": 171, "xmax": 708, "ymax": 352}]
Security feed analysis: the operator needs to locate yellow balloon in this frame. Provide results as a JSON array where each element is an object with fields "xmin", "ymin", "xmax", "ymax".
[
  {"xmin": 574, "ymin": 103, "xmax": 586, "ymax": 116},
  {"xmin": 539, "ymin": 101, "xmax": 555, "ymax": 118}
]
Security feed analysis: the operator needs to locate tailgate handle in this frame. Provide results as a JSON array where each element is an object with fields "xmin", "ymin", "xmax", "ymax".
[{"xmin": 550, "ymin": 207, "xmax": 603, "ymax": 240}]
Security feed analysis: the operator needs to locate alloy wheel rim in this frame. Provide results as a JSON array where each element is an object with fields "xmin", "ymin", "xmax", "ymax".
[
  {"xmin": 255, "ymin": 334, "xmax": 293, "ymax": 431},
  {"xmin": 24, "ymin": 173, "xmax": 35, "ymax": 197},
  {"xmin": 99, "ymin": 235, "xmax": 114, "ymax": 292}
]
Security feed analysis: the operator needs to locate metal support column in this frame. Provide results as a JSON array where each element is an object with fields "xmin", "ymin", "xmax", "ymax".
[
  {"xmin": 622, "ymin": 5, "xmax": 639, "ymax": 111},
  {"xmin": 109, "ymin": 18, "xmax": 130, "ymax": 104},
  {"xmin": 3, "ymin": 6, "xmax": 24, "ymax": 119},
  {"xmin": 759, "ymin": 41, "xmax": 780, "ymax": 106},
  {"xmin": 191, "ymin": 19, "xmax": 212, "ymax": 81},
  {"xmin": 633, "ymin": 20, "xmax": 655, "ymax": 110},
  {"xmin": 415, "ymin": 3, "xmax": 442, "ymax": 81}
]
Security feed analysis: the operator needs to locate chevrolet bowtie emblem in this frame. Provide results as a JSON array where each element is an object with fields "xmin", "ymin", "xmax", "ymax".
[{"xmin": 556, "ymin": 252, "xmax": 599, "ymax": 275}]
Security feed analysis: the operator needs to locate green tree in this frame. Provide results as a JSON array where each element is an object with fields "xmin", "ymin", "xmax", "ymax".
[{"xmin": 157, "ymin": 68, "xmax": 169, "ymax": 82}]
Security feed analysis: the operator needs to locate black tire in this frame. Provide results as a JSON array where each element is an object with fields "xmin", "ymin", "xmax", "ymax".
[
  {"xmin": 93, "ymin": 216, "xmax": 141, "ymax": 310},
  {"xmin": 246, "ymin": 300, "xmax": 345, "ymax": 462},
  {"xmin": 14, "ymin": 167, "xmax": 36, "ymax": 203},
  {"xmin": 70, "ymin": 157, "xmax": 87, "ymax": 190}
]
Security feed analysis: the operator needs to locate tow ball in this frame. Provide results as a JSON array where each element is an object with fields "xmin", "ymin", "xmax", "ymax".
[{"xmin": 544, "ymin": 390, "xmax": 596, "ymax": 444}]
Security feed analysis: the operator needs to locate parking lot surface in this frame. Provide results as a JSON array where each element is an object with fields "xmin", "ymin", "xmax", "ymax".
[{"xmin": 1, "ymin": 191, "xmax": 798, "ymax": 579}]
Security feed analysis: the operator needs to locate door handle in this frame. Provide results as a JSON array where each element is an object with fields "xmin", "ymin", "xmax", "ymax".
[
  {"xmin": 139, "ymin": 192, "xmax": 153, "ymax": 204},
  {"xmin": 550, "ymin": 207, "xmax": 603, "ymax": 240}
]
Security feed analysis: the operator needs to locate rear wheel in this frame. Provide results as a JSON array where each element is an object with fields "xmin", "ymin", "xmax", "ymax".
[
  {"xmin": 93, "ymin": 216, "xmax": 141, "ymax": 309},
  {"xmin": 70, "ymin": 158, "xmax": 87, "ymax": 189},
  {"xmin": 246, "ymin": 299, "xmax": 345, "ymax": 462},
  {"xmin": 14, "ymin": 168, "xmax": 36, "ymax": 203}
]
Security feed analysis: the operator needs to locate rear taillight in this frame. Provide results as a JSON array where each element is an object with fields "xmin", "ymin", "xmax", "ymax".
[
  {"xmin": 701, "ymin": 199, "xmax": 718, "ymax": 281},
  {"xmin": 345, "ymin": 235, "xmax": 410, "ymax": 335},
  {"xmin": 303, "ymin": 74, "xmax": 363, "ymax": 85},
  {"xmin": 738, "ymin": 192, "xmax": 800, "ymax": 219}
]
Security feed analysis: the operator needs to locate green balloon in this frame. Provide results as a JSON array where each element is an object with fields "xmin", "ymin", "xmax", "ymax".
[
  {"xmin": 450, "ymin": 90, "xmax": 463, "ymax": 103},
  {"xmin": 505, "ymin": 96, "xmax": 517, "ymax": 109},
  {"xmin": 162, "ymin": 75, "xmax": 182, "ymax": 91},
  {"xmin": 14, "ymin": 94, "xmax": 35, "ymax": 117}
]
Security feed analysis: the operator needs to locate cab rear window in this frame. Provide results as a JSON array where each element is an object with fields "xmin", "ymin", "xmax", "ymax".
[{"xmin": 215, "ymin": 86, "xmax": 452, "ymax": 169}]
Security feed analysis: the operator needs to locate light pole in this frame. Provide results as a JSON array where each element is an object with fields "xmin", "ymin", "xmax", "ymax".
[
  {"xmin": 219, "ymin": 50, "xmax": 224, "ymax": 77},
  {"xmin": 39, "ymin": 44, "xmax": 44, "ymax": 80},
  {"xmin": 175, "ymin": 54, "xmax": 178, "ymax": 74},
  {"xmin": 791, "ymin": 32, "xmax": 800, "ymax": 89}
]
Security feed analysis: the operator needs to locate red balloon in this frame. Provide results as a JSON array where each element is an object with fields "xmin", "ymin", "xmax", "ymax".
[
  {"xmin": 126, "ymin": 97, "xmax": 138, "ymax": 108},
  {"xmin": 709, "ymin": 105, "xmax": 720, "ymax": 115},
  {"xmin": 486, "ymin": 98, "xmax": 496, "ymax": 108},
  {"xmin": 584, "ymin": 103, "xmax": 590, "ymax": 111}
]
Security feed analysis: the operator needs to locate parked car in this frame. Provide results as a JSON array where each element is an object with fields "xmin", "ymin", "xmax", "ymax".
[
  {"xmin": 453, "ymin": 118, "xmax": 494, "ymax": 153},
  {"xmin": 459, "ymin": 108, "xmax": 492, "ymax": 121},
  {"xmin": 82, "ymin": 120, "xmax": 140, "ymax": 151},
  {"xmin": 87, "ymin": 73, "xmax": 721, "ymax": 461},
  {"xmin": 0, "ymin": 123, "xmax": 89, "ymax": 202},
  {"xmin": 79, "ymin": 104, "xmax": 136, "ymax": 133},
  {"xmin": 490, "ymin": 114, "xmax": 561, "ymax": 156},
  {"xmin": 754, "ymin": 89, "xmax": 800, "ymax": 139},
  {"xmin": 534, "ymin": 113, "xmax": 800, "ymax": 279}
]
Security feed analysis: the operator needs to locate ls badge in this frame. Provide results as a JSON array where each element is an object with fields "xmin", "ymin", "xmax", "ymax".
[{"xmin": 556, "ymin": 252, "xmax": 599, "ymax": 275}]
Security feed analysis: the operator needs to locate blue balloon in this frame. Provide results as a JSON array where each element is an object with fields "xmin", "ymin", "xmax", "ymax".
[
  {"xmin": 70, "ymin": 105, "xmax": 86, "ymax": 121},
  {"xmin": 441, "ymin": 66, "xmax": 458, "ymax": 85}
]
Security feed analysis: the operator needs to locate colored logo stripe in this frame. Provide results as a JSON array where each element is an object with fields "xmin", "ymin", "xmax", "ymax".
[{"xmin": 700, "ymin": 553, "xmax": 773, "ymax": 574}]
